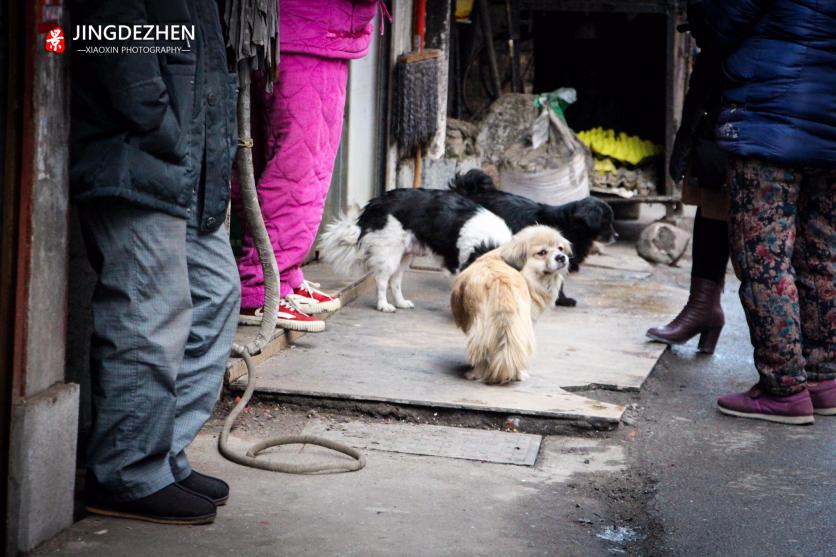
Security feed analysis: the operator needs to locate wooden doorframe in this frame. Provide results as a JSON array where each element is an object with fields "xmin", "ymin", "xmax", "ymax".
[
  {"xmin": 311, "ymin": 15, "xmax": 392, "ymax": 261},
  {"xmin": 0, "ymin": 0, "xmax": 24, "ymax": 546},
  {"xmin": 306, "ymin": 101, "xmax": 349, "ymax": 264},
  {"xmin": 373, "ymin": 10, "xmax": 392, "ymax": 199}
]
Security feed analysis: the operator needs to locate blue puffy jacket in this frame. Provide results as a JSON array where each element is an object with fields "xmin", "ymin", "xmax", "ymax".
[{"xmin": 699, "ymin": 0, "xmax": 836, "ymax": 167}]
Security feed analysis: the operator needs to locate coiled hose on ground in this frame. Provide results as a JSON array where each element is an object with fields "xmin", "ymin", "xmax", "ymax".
[{"xmin": 217, "ymin": 61, "xmax": 365, "ymax": 474}]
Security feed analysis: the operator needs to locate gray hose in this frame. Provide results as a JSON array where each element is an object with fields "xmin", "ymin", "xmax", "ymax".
[
  {"xmin": 235, "ymin": 63, "xmax": 280, "ymax": 356},
  {"xmin": 219, "ymin": 348, "xmax": 366, "ymax": 474},
  {"xmin": 218, "ymin": 61, "xmax": 366, "ymax": 474}
]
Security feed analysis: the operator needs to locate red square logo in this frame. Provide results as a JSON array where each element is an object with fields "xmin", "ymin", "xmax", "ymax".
[{"xmin": 45, "ymin": 26, "xmax": 65, "ymax": 53}]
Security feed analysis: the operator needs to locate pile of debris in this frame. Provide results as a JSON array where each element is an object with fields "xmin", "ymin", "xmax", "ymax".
[
  {"xmin": 591, "ymin": 165, "xmax": 657, "ymax": 199},
  {"xmin": 476, "ymin": 93, "xmax": 541, "ymax": 168},
  {"xmin": 445, "ymin": 118, "xmax": 481, "ymax": 168},
  {"xmin": 474, "ymin": 93, "xmax": 592, "ymax": 205},
  {"xmin": 447, "ymin": 93, "xmax": 663, "ymax": 202}
]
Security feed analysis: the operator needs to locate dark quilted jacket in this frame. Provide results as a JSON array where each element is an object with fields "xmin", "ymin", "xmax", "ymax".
[
  {"xmin": 70, "ymin": 0, "xmax": 237, "ymax": 232},
  {"xmin": 699, "ymin": 0, "xmax": 836, "ymax": 167}
]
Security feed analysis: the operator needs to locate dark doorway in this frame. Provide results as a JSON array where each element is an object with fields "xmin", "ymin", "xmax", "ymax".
[{"xmin": 532, "ymin": 12, "xmax": 667, "ymax": 144}]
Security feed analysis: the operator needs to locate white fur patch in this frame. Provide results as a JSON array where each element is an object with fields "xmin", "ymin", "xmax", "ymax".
[
  {"xmin": 359, "ymin": 215, "xmax": 446, "ymax": 311},
  {"xmin": 456, "ymin": 208, "xmax": 513, "ymax": 270},
  {"xmin": 319, "ymin": 214, "xmax": 363, "ymax": 276},
  {"xmin": 360, "ymin": 215, "xmax": 446, "ymax": 267},
  {"xmin": 361, "ymin": 216, "xmax": 414, "ymax": 269}
]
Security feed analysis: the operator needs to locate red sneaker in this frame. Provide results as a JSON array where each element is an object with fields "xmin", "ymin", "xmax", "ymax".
[
  {"xmin": 239, "ymin": 299, "xmax": 325, "ymax": 333},
  {"xmin": 288, "ymin": 280, "xmax": 342, "ymax": 314}
]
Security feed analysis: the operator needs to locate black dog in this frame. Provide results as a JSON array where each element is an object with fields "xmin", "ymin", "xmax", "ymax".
[{"xmin": 450, "ymin": 169, "xmax": 617, "ymax": 306}]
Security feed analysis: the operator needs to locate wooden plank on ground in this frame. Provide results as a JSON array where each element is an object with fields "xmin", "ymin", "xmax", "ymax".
[
  {"xmin": 231, "ymin": 249, "xmax": 685, "ymax": 425},
  {"xmin": 226, "ymin": 263, "xmax": 372, "ymax": 384}
]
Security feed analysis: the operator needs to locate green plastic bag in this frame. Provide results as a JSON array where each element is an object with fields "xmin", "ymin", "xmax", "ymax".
[{"xmin": 534, "ymin": 88, "xmax": 577, "ymax": 124}]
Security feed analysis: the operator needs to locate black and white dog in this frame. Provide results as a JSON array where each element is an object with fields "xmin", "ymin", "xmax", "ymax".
[
  {"xmin": 319, "ymin": 188, "xmax": 512, "ymax": 312},
  {"xmin": 450, "ymin": 169, "xmax": 618, "ymax": 306}
]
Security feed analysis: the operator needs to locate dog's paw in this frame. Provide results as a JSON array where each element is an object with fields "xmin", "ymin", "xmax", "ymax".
[
  {"xmin": 377, "ymin": 302, "xmax": 397, "ymax": 313},
  {"xmin": 395, "ymin": 299, "xmax": 415, "ymax": 309},
  {"xmin": 556, "ymin": 296, "xmax": 577, "ymax": 307},
  {"xmin": 464, "ymin": 370, "xmax": 482, "ymax": 381},
  {"xmin": 516, "ymin": 370, "xmax": 530, "ymax": 382}
]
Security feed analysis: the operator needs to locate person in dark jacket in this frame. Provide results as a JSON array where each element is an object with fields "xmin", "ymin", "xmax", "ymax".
[
  {"xmin": 691, "ymin": 0, "xmax": 836, "ymax": 424},
  {"xmin": 70, "ymin": 0, "xmax": 240, "ymax": 523},
  {"xmin": 646, "ymin": 48, "xmax": 730, "ymax": 354}
]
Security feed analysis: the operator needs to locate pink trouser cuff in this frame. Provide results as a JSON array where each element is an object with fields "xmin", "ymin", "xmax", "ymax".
[{"xmin": 239, "ymin": 266, "xmax": 305, "ymax": 310}]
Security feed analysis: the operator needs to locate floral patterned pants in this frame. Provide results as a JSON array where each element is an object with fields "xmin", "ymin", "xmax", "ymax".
[{"xmin": 728, "ymin": 157, "xmax": 836, "ymax": 396}]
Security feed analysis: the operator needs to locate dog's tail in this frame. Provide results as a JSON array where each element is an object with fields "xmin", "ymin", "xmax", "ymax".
[
  {"xmin": 466, "ymin": 280, "xmax": 535, "ymax": 384},
  {"xmin": 460, "ymin": 240, "xmax": 501, "ymax": 271},
  {"xmin": 449, "ymin": 168, "xmax": 497, "ymax": 196},
  {"xmin": 318, "ymin": 214, "xmax": 365, "ymax": 276}
]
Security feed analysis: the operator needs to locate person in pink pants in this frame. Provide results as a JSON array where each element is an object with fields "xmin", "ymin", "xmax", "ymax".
[{"xmin": 233, "ymin": 0, "xmax": 381, "ymax": 332}]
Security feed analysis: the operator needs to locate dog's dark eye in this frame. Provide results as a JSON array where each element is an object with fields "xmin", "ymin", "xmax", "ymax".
[
  {"xmin": 537, "ymin": 249, "xmax": 547, "ymax": 256},
  {"xmin": 558, "ymin": 246, "xmax": 564, "ymax": 252}
]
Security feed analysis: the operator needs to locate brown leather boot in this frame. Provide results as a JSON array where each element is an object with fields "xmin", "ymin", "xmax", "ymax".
[{"xmin": 646, "ymin": 276, "xmax": 725, "ymax": 354}]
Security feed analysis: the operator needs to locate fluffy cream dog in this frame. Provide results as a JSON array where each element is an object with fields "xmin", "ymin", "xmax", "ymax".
[{"xmin": 450, "ymin": 225, "xmax": 571, "ymax": 384}]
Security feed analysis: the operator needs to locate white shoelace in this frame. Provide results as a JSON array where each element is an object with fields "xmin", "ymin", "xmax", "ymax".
[
  {"xmin": 298, "ymin": 280, "xmax": 331, "ymax": 299},
  {"xmin": 280, "ymin": 297, "xmax": 311, "ymax": 316},
  {"xmin": 252, "ymin": 297, "xmax": 312, "ymax": 319}
]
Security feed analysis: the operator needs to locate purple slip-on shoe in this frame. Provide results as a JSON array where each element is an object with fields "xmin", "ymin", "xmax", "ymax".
[
  {"xmin": 809, "ymin": 379, "xmax": 836, "ymax": 416},
  {"xmin": 717, "ymin": 386, "xmax": 814, "ymax": 425}
]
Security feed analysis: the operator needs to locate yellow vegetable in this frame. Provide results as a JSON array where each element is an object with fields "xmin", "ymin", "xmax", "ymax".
[
  {"xmin": 576, "ymin": 127, "xmax": 662, "ymax": 165},
  {"xmin": 594, "ymin": 158, "xmax": 617, "ymax": 174}
]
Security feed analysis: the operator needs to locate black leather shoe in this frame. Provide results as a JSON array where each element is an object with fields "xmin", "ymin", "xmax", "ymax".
[
  {"xmin": 86, "ymin": 482, "xmax": 216, "ymax": 525},
  {"xmin": 177, "ymin": 470, "xmax": 230, "ymax": 506}
]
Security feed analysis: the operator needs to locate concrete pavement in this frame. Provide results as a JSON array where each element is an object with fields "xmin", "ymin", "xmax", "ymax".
[
  {"xmin": 32, "ymin": 208, "xmax": 836, "ymax": 556},
  {"xmin": 605, "ymin": 281, "xmax": 836, "ymax": 557}
]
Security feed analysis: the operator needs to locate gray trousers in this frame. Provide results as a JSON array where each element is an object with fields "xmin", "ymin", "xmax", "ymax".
[{"xmin": 80, "ymin": 198, "xmax": 240, "ymax": 501}]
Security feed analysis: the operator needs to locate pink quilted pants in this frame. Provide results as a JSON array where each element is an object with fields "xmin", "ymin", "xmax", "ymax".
[{"xmin": 233, "ymin": 54, "xmax": 349, "ymax": 309}]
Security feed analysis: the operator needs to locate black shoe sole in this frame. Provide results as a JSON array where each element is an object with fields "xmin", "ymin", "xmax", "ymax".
[{"xmin": 85, "ymin": 505, "xmax": 217, "ymax": 525}]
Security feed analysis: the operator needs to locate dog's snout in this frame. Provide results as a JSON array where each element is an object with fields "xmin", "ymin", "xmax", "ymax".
[
  {"xmin": 555, "ymin": 253, "xmax": 567, "ymax": 263},
  {"xmin": 602, "ymin": 229, "xmax": 619, "ymax": 245}
]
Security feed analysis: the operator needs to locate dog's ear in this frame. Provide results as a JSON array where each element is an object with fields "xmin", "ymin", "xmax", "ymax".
[
  {"xmin": 581, "ymin": 205, "xmax": 603, "ymax": 231},
  {"xmin": 499, "ymin": 239, "xmax": 528, "ymax": 271},
  {"xmin": 563, "ymin": 240, "xmax": 574, "ymax": 258}
]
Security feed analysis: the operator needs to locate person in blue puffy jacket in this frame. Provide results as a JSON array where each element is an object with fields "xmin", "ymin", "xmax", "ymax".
[{"xmin": 689, "ymin": 0, "xmax": 836, "ymax": 424}]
